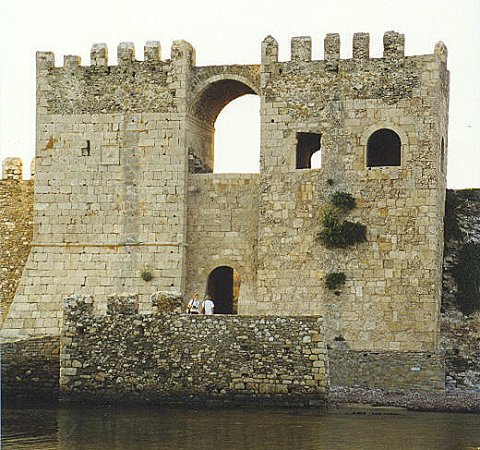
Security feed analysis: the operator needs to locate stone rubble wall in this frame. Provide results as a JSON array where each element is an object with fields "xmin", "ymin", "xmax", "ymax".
[
  {"xmin": 1, "ymin": 335, "xmax": 60, "ymax": 401},
  {"xmin": 0, "ymin": 160, "xmax": 34, "ymax": 325},
  {"xmin": 441, "ymin": 189, "xmax": 480, "ymax": 390},
  {"xmin": 60, "ymin": 293, "xmax": 329, "ymax": 405},
  {"xmin": 329, "ymin": 349, "xmax": 445, "ymax": 390}
]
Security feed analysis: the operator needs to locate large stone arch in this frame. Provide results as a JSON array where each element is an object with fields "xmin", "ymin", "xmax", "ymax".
[
  {"xmin": 190, "ymin": 72, "xmax": 261, "ymax": 125},
  {"xmin": 186, "ymin": 67, "xmax": 261, "ymax": 173}
]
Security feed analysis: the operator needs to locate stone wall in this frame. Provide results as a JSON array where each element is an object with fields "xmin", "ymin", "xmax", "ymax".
[
  {"xmin": 329, "ymin": 349, "xmax": 445, "ymax": 390},
  {"xmin": 441, "ymin": 189, "xmax": 480, "ymax": 389},
  {"xmin": 0, "ymin": 159, "xmax": 34, "ymax": 325},
  {"xmin": 60, "ymin": 293, "xmax": 328, "ymax": 405},
  {"xmin": 1, "ymin": 336, "xmax": 60, "ymax": 401},
  {"xmin": 186, "ymin": 174, "xmax": 259, "ymax": 308}
]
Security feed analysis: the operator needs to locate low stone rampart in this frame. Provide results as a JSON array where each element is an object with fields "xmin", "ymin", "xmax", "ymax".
[
  {"xmin": 60, "ymin": 293, "xmax": 329, "ymax": 405},
  {"xmin": 1, "ymin": 335, "xmax": 60, "ymax": 401},
  {"xmin": 329, "ymin": 349, "xmax": 445, "ymax": 390}
]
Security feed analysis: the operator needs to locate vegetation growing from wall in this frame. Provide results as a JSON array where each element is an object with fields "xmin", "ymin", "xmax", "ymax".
[
  {"xmin": 317, "ymin": 192, "xmax": 367, "ymax": 248},
  {"xmin": 141, "ymin": 270, "xmax": 154, "ymax": 282},
  {"xmin": 454, "ymin": 242, "xmax": 480, "ymax": 315},
  {"xmin": 325, "ymin": 272, "xmax": 346, "ymax": 292},
  {"xmin": 329, "ymin": 192, "xmax": 356, "ymax": 213}
]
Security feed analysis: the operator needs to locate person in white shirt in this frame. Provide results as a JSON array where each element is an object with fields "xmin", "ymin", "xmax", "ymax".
[{"xmin": 202, "ymin": 295, "xmax": 215, "ymax": 315}]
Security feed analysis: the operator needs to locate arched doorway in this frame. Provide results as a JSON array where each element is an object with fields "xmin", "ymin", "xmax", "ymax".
[{"xmin": 206, "ymin": 266, "xmax": 241, "ymax": 314}]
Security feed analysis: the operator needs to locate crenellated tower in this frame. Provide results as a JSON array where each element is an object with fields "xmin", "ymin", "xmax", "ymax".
[
  {"xmin": 3, "ymin": 40, "xmax": 197, "ymax": 338},
  {"xmin": 255, "ymin": 31, "xmax": 448, "ymax": 352}
]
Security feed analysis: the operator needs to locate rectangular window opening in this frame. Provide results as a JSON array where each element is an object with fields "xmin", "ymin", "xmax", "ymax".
[{"xmin": 296, "ymin": 132, "xmax": 321, "ymax": 169}]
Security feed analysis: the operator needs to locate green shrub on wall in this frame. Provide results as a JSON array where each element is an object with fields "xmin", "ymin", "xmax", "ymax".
[
  {"xmin": 454, "ymin": 242, "xmax": 480, "ymax": 315},
  {"xmin": 141, "ymin": 270, "xmax": 154, "ymax": 282},
  {"xmin": 317, "ymin": 192, "xmax": 367, "ymax": 248},
  {"xmin": 329, "ymin": 191, "xmax": 356, "ymax": 213},
  {"xmin": 325, "ymin": 272, "xmax": 346, "ymax": 291}
]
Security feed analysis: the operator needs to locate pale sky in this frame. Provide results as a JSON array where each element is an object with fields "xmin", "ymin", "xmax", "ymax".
[{"xmin": 1, "ymin": 0, "xmax": 479, "ymax": 188}]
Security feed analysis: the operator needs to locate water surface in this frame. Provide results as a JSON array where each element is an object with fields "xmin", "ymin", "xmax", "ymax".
[{"xmin": 3, "ymin": 403, "xmax": 480, "ymax": 449}]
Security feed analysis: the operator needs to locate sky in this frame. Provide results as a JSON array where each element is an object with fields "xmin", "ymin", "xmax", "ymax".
[{"xmin": 0, "ymin": 0, "xmax": 479, "ymax": 188}]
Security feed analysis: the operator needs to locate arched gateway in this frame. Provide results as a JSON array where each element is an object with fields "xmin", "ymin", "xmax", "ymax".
[{"xmin": 206, "ymin": 266, "xmax": 241, "ymax": 314}]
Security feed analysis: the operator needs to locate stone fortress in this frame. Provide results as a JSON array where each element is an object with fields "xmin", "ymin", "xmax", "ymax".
[{"xmin": 1, "ymin": 32, "xmax": 451, "ymax": 401}]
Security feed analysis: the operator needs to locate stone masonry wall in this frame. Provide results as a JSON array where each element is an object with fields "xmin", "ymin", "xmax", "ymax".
[
  {"xmin": 186, "ymin": 174, "xmax": 259, "ymax": 307},
  {"xmin": 254, "ymin": 34, "xmax": 448, "ymax": 352},
  {"xmin": 329, "ymin": 349, "xmax": 445, "ymax": 390},
  {"xmin": 0, "ymin": 160, "xmax": 34, "ymax": 325},
  {"xmin": 60, "ymin": 293, "xmax": 328, "ymax": 405},
  {"xmin": 1, "ymin": 41, "xmax": 196, "ymax": 339},
  {"xmin": 1, "ymin": 336, "xmax": 60, "ymax": 401}
]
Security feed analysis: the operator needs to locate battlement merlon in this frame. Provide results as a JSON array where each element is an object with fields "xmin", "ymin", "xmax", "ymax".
[
  {"xmin": 2, "ymin": 157, "xmax": 23, "ymax": 180},
  {"xmin": 291, "ymin": 36, "xmax": 312, "ymax": 62},
  {"xmin": 324, "ymin": 33, "xmax": 340, "ymax": 70},
  {"xmin": 144, "ymin": 41, "xmax": 161, "ymax": 62},
  {"xmin": 91, "ymin": 43, "xmax": 108, "ymax": 66},
  {"xmin": 63, "ymin": 55, "xmax": 81, "ymax": 69},
  {"xmin": 1, "ymin": 157, "xmax": 36, "ymax": 180},
  {"xmin": 435, "ymin": 41, "xmax": 448, "ymax": 64}
]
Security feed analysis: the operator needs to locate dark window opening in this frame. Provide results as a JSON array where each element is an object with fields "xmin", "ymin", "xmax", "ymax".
[
  {"xmin": 296, "ymin": 132, "xmax": 321, "ymax": 169},
  {"xmin": 366, "ymin": 129, "xmax": 401, "ymax": 167},
  {"xmin": 82, "ymin": 140, "xmax": 91, "ymax": 157},
  {"xmin": 441, "ymin": 137, "xmax": 445, "ymax": 173},
  {"xmin": 206, "ymin": 266, "xmax": 240, "ymax": 314}
]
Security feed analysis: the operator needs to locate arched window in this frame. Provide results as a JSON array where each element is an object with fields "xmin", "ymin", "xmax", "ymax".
[
  {"xmin": 296, "ymin": 132, "xmax": 321, "ymax": 169},
  {"xmin": 366, "ymin": 129, "xmax": 401, "ymax": 167}
]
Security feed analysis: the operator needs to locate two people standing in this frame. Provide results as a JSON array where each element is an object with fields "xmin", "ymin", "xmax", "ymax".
[{"xmin": 186, "ymin": 293, "xmax": 214, "ymax": 315}]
